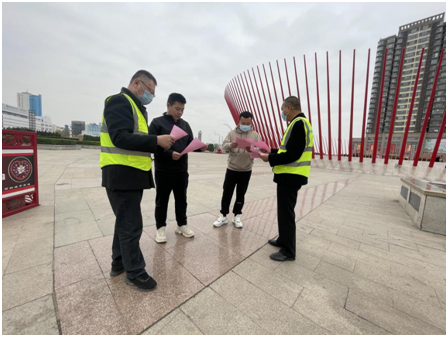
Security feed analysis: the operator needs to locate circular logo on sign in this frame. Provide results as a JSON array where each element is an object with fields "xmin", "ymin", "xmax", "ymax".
[{"xmin": 8, "ymin": 157, "xmax": 33, "ymax": 183}]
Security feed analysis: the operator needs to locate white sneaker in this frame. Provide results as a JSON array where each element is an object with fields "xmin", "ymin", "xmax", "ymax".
[
  {"xmin": 175, "ymin": 225, "xmax": 194, "ymax": 238},
  {"xmin": 213, "ymin": 215, "xmax": 229, "ymax": 228},
  {"xmin": 156, "ymin": 227, "xmax": 167, "ymax": 243},
  {"xmin": 233, "ymin": 214, "xmax": 243, "ymax": 228}
]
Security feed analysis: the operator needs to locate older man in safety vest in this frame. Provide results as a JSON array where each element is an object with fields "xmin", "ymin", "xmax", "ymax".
[
  {"xmin": 100, "ymin": 70, "xmax": 174, "ymax": 291},
  {"xmin": 260, "ymin": 96, "xmax": 313, "ymax": 262}
]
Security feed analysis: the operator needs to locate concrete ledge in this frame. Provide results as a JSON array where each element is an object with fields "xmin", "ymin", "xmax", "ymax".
[
  {"xmin": 400, "ymin": 178, "xmax": 446, "ymax": 235},
  {"xmin": 37, "ymin": 144, "xmax": 81, "ymax": 150},
  {"xmin": 311, "ymin": 156, "xmax": 446, "ymax": 182},
  {"xmin": 81, "ymin": 145, "xmax": 100, "ymax": 150}
]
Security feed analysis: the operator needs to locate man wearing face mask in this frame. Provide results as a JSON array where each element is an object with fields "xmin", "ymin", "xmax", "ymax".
[
  {"xmin": 148, "ymin": 93, "xmax": 207, "ymax": 244},
  {"xmin": 101, "ymin": 70, "xmax": 175, "ymax": 291},
  {"xmin": 259, "ymin": 96, "xmax": 313, "ymax": 262},
  {"xmin": 213, "ymin": 111, "xmax": 260, "ymax": 229}
]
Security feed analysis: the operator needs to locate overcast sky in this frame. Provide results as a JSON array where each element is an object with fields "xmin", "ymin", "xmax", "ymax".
[{"xmin": 3, "ymin": 2, "xmax": 445, "ymax": 144}]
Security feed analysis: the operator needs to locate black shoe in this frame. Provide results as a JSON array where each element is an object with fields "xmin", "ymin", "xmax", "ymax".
[
  {"xmin": 268, "ymin": 239, "xmax": 282, "ymax": 248},
  {"xmin": 270, "ymin": 251, "xmax": 295, "ymax": 262},
  {"xmin": 125, "ymin": 272, "xmax": 157, "ymax": 292},
  {"xmin": 109, "ymin": 268, "xmax": 125, "ymax": 277}
]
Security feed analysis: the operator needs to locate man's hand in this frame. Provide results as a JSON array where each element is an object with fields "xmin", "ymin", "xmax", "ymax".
[
  {"xmin": 260, "ymin": 153, "xmax": 270, "ymax": 162},
  {"xmin": 172, "ymin": 151, "xmax": 182, "ymax": 160},
  {"xmin": 259, "ymin": 148, "xmax": 271, "ymax": 154},
  {"xmin": 246, "ymin": 146, "xmax": 252, "ymax": 152},
  {"xmin": 200, "ymin": 145, "xmax": 207, "ymax": 152},
  {"xmin": 157, "ymin": 135, "xmax": 175, "ymax": 149},
  {"xmin": 230, "ymin": 141, "xmax": 237, "ymax": 148}
]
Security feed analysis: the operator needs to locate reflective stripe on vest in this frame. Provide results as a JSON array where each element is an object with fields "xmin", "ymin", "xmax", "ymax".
[
  {"xmin": 272, "ymin": 116, "xmax": 313, "ymax": 177},
  {"xmin": 100, "ymin": 93, "xmax": 152, "ymax": 171}
]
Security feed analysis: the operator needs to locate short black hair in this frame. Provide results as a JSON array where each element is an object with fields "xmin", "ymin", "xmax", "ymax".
[
  {"xmin": 239, "ymin": 111, "xmax": 253, "ymax": 120},
  {"xmin": 283, "ymin": 96, "xmax": 301, "ymax": 111},
  {"xmin": 167, "ymin": 93, "xmax": 187, "ymax": 105},
  {"xmin": 129, "ymin": 70, "xmax": 157, "ymax": 86}
]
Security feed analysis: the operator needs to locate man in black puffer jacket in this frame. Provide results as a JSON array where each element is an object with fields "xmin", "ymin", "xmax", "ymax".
[{"xmin": 148, "ymin": 93, "xmax": 206, "ymax": 244}]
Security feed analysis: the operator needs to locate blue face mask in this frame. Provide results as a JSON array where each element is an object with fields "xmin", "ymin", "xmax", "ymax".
[
  {"xmin": 138, "ymin": 90, "xmax": 154, "ymax": 105},
  {"xmin": 281, "ymin": 110, "xmax": 288, "ymax": 121},
  {"xmin": 240, "ymin": 125, "xmax": 251, "ymax": 132}
]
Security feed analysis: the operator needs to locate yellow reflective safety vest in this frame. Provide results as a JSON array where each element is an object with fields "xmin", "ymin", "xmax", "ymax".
[
  {"xmin": 100, "ymin": 93, "xmax": 152, "ymax": 171},
  {"xmin": 272, "ymin": 116, "xmax": 313, "ymax": 177}
]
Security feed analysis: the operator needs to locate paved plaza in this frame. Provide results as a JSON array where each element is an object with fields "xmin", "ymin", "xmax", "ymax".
[{"xmin": 2, "ymin": 149, "xmax": 446, "ymax": 335}]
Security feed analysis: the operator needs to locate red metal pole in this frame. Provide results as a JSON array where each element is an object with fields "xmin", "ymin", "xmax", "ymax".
[
  {"xmin": 245, "ymin": 70, "xmax": 268, "ymax": 143},
  {"xmin": 232, "ymin": 78, "xmax": 247, "ymax": 112},
  {"xmin": 314, "ymin": 53, "xmax": 324, "ymax": 159},
  {"xmin": 372, "ymin": 48, "xmax": 388, "ymax": 164},
  {"xmin": 263, "ymin": 64, "xmax": 283, "ymax": 146},
  {"xmin": 429, "ymin": 109, "xmax": 446, "ymax": 168},
  {"xmin": 257, "ymin": 66, "xmax": 279, "ymax": 148},
  {"xmin": 276, "ymin": 60, "xmax": 285, "ymax": 100},
  {"xmin": 230, "ymin": 81, "xmax": 243, "ymax": 114},
  {"xmin": 326, "ymin": 51, "xmax": 332, "ymax": 160},
  {"xmin": 413, "ymin": 48, "xmax": 445, "ymax": 166},
  {"xmin": 303, "ymin": 55, "xmax": 315, "ymax": 159},
  {"xmin": 242, "ymin": 72, "xmax": 263, "ymax": 137},
  {"xmin": 251, "ymin": 68, "xmax": 274, "ymax": 148},
  {"xmin": 349, "ymin": 49, "xmax": 356, "ymax": 162},
  {"xmin": 268, "ymin": 62, "xmax": 285, "ymax": 134},
  {"xmin": 284, "ymin": 58, "xmax": 292, "ymax": 97},
  {"xmin": 384, "ymin": 47, "xmax": 406, "ymax": 164},
  {"xmin": 338, "ymin": 50, "xmax": 342, "ymax": 161},
  {"xmin": 237, "ymin": 75, "xmax": 251, "ymax": 111},
  {"xmin": 399, "ymin": 48, "xmax": 425, "ymax": 165},
  {"xmin": 293, "ymin": 57, "xmax": 301, "ymax": 102},
  {"xmin": 225, "ymin": 90, "xmax": 238, "ymax": 124},
  {"xmin": 360, "ymin": 48, "xmax": 371, "ymax": 163},
  {"xmin": 226, "ymin": 87, "xmax": 239, "ymax": 122}
]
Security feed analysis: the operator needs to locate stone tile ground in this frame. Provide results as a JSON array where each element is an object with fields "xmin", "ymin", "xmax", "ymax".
[{"xmin": 2, "ymin": 149, "xmax": 446, "ymax": 335}]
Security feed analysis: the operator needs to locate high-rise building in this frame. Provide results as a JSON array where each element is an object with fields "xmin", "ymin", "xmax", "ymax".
[
  {"xmin": 86, "ymin": 123, "xmax": 101, "ymax": 137},
  {"xmin": 2, "ymin": 103, "xmax": 52, "ymax": 132},
  {"xmin": 71, "ymin": 121, "xmax": 85, "ymax": 136},
  {"xmin": 17, "ymin": 92, "xmax": 42, "ymax": 117},
  {"xmin": 366, "ymin": 13, "xmax": 446, "ymax": 155},
  {"xmin": 198, "ymin": 130, "xmax": 202, "ymax": 141}
]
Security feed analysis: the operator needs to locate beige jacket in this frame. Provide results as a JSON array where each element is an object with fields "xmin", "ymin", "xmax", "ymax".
[{"xmin": 222, "ymin": 127, "xmax": 260, "ymax": 172}]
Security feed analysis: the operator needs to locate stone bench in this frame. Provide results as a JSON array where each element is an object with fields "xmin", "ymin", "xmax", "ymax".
[{"xmin": 400, "ymin": 178, "xmax": 446, "ymax": 235}]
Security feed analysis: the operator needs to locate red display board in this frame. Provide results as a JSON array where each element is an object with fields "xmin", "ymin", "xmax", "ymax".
[{"xmin": 2, "ymin": 130, "xmax": 39, "ymax": 217}]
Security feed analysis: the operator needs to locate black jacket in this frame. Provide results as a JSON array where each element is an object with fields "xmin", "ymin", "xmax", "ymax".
[
  {"xmin": 101, "ymin": 87, "xmax": 159, "ymax": 190},
  {"xmin": 268, "ymin": 113, "xmax": 309, "ymax": 186},
  {"xmin": 148, "ymin": 113, "xmax": 197, "ymax": 172}
]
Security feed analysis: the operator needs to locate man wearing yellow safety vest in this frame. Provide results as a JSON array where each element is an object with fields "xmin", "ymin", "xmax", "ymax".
[
  {"xmin": 100, "ymin": 70, "xmax": 175, "ymax": 291},
  {"xmin": 260, "ymin": 96, "xmax": 313, "ymax": 262}
]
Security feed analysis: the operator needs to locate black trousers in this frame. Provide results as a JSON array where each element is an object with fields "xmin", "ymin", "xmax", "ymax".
[
  {"xmin": 220, "ymin": 169, "xmax": 252, "ymax": 216},
  {"xmin": 106, "ymin": 188, "xmax": 146, "ymax": 279},
  {"xmin": 276, "ymin": 183, "xmax": 302, "ymax": 258},
  {"xmin": 155, "ymin": 170, "xmax": 189, "ymax": 229}
]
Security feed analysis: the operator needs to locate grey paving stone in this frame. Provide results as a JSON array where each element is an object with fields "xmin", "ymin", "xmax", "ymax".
[
  {"xmin": 393, "ymin": 291, "xmax": 446, "ymax": 331},
  {"xmin": 314, "ymin": 261, "xmax": 394, "ymax": 306},
  {"xmin": 6, "ymin": 237, "xmax": 53, "ymax": 274},
  {"xmin": 354, "ymin": 261, "xmax": 441, "ymax": 308},
  {"xmin": 180, "ymin": 287, "xmax": 267, "ymax": 335},
  {"xmin": 211, "ymin": 271, "xmax": 330, "ymax": 335},
  {"xmin": 142, "ymin": 309, "xmax": 181, "ymax": 335},
  {"xmin": 55, "ymin": 209, "xmax": 95, "ymax": 227},
  {"xmin": 346, "ymin": 291, "xmax": 445, "ymax": 335},
  {"xmin": 274, "ymin": 260, "xmax": 349, "ymax": 307},
  {"xmin": 2, "ymin": 263, "xmax": 53, "ymax": 311},
  {"xmin": 310, "ymin": 228, "xmax": 361, "ymax": 250},
  {"xmin": 2, "ymin": 295, "xmax": 59, "ymax": 335},
  {"xmin": 293, "ymin": 288, "xmax": 390, "ymax": 334},
  {"xmin": 55, "ymin": 221, "xmax": 103, "ymax": 247},
  {"xmin": 233, "ymin": 258, "xmax": 304, "ymax": 307}
]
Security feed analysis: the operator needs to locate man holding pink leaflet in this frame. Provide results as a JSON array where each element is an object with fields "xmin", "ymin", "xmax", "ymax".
[
  {"xmin": 148, "ymin": 93, "xmax": 206, "ymax": 243},
  {"xmin": 213, "ymin": 111, "xmax": 260, "ymax": 229}
]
